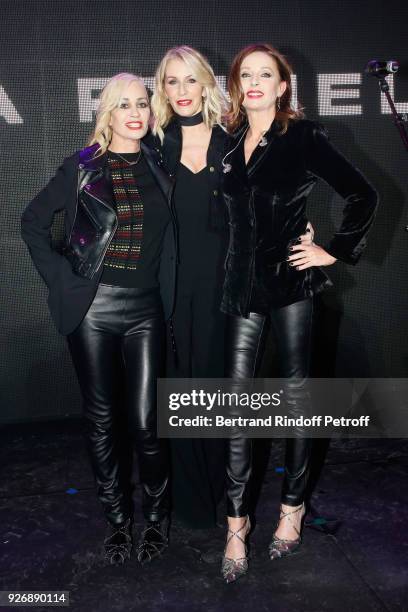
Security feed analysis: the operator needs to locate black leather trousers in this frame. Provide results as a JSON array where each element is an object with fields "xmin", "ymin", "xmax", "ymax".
[
  {"xmin": 67, "ymin": 284, "xmax": 169, "ymax": 526},
  {"xmin": 225, "ymin": 298, "xmax": 314, "ymax": 517}
]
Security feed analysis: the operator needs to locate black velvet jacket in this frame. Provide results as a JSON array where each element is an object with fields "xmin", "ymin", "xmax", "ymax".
[
  {"xmin": 21, "ymin": 143, "xmax": 177, "ymax": 335},
  {"xmin": 221, "ymin": 119, "xmax": 379, "ymax": 317}
]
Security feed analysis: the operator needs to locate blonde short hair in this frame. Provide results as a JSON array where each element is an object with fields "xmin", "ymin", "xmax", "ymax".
[
  {"xmin": 151, "ymin": 46, "xmax": 228, "ymax": 142},
  {"xmin": 88, "ymin": 73, "xmax": 147, "ymax": 156}
]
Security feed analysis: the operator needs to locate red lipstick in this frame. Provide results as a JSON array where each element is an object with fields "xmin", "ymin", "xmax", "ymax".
[
  {"xmin": 125, "ymin": 121, "xmax": 143, "ymax": 130},
  {"xmin": 246, "ymin": 90, "xmax": 264, "ymax": 98}
]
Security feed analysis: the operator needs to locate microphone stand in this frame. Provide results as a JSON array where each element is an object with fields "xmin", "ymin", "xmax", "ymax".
[
  {"xmin": 376, "ymin": 76, "xmax": 408, "ymax": 153},
  {"xmin": 368, "ymin": 69, "xmax": 408, "ymax": 231}
]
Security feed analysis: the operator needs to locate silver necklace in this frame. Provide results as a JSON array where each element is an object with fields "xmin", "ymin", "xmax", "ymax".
[
  {"xmin": 110, "ymin": 149, "xmax": 142, "ymax": 166},
  {"xmin": 259, "ymin": 131, "xmax": 268, "ymax": 147},
  {"xmin": 221, "ymin": 125, "xmax": 268, "ymax": 173},
  {"xmin": 221, "ymin": 125, "xmax": 249, "ymax": 174}
]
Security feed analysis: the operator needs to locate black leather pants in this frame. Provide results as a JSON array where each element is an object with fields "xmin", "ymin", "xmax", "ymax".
[
  {"xmin": 225, "ymin": 298, "xmax": 314, "ymax": 516},
  {"xmin": 67, "ymin": 284, "xmax": 169, "ymax": 526}
]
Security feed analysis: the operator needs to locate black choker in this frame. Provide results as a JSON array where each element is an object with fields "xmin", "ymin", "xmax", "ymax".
[{"xmin": 177, "ymin": 112, "xmax": 203, "ymax": 126}]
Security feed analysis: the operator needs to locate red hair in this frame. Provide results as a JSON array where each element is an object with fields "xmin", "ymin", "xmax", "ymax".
[{"xmin": 226, "ymin": 43, "xmax": 304, "ymax": 134}]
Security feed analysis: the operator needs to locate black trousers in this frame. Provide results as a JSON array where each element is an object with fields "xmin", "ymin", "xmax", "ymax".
[
  {"xmin": 225, "ymin": 298, "xmax": 314, "ymax": 517},
  {"xmin": 168, "ymin": 274, "xmax": 226, "ymax": 528},
  {"xmin": 67, "ymin": 284, "xmax": 169, "ymax": 526}
]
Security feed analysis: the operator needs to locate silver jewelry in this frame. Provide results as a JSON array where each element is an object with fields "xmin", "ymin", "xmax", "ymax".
[
  {"xmin": 221, "ymin": 125, "xmax": 249, "ymax": 174},
  {"xmin": 259, "ymin": 131, "xmax": 268, "ymax": 147},
  {"xmin": 110, "ymin": 149, "xmax": 142, "ymax": 166},
  {"xmin": 276, "ymin": 96, "xmax": 281, "ymax": 111}
]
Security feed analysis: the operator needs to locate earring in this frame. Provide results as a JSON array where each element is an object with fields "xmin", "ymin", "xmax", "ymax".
[{"xmin": 276, "ymin": 97, "xmax": 281, "ymax": 111}]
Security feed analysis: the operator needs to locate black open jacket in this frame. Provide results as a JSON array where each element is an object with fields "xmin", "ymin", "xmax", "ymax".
[
  {"xmin": 145, "ymin": 118, "xmax": 229, "ymax": 230},
  {"xmin": 221, "ymin": 119, "xmax": 379, "ymax": 316},
  {"xmin": 21, "ymin": 142, "xmax": 177, "ymax": 335}
]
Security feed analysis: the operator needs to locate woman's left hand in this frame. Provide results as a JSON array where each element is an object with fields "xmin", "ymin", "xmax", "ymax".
[{"xmin": 287, "ymin": 243, "xmax": 337, "ymax": 270}]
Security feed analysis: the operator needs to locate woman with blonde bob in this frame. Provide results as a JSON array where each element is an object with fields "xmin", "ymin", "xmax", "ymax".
[
  {"xmin": 21, "ymin": 73, "xmax": 177, "ymax": 566},
  {"xmin": 147, "ymin": 46, "xmax": 230, "ymax": 529}
]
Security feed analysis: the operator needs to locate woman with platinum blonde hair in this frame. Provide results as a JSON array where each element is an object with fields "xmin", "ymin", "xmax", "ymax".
[
  {"xmin": 89, "ymin": 73, "xmax": 148, "ymax": 155},
  {"xmin": 148, "ymin": 46, "xmax": 313, "ymax": 531},
  {"xmin": 151, "ymin": 46, "xmax": 226, "ymax": 142},
  {"xmin": 147, "ymin": 45, "xmax": 230, "ymax": 529},
  {"xmin": 21, "ymin": 72, "xmax": 177, "ymax": 566}
]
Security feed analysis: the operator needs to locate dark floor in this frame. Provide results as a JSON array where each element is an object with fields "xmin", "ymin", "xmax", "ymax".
[{"xmin": 0, "ymin": 421, "xmax": 407, "ymax": 612}]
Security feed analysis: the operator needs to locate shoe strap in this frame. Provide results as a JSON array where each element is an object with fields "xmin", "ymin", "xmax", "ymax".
[
  {"xmin": 225, "ymin": 517, "xmax": 250, "ymax": 549},
  {"xmin": 104, "ymin": 519, "xmax": 131, "ymax": 544},
  {"xmin": 277, "ymin": 503, "xmax": 304, "ymax": 538},
  {"xmin": 141, "ymin": 523, "xmax": 165, "ymax": 540}
]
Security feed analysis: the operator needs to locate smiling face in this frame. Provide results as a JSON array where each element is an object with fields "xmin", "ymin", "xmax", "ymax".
[
  {"xmin": 164, "ymin": 57, "xmax": 205, "ymax": 117},
  {"xmin": 239, "ymin": 51, "xmax": 287, "ymax": 114},
  {"xmin": 109, "ymin": 80, "xmax": 150, "ymax": 151}
]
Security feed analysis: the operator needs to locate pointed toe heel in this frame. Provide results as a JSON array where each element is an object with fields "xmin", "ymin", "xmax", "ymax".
[
  {"xmin": 221, "ymin": 516, "xmax": 251, "ymax": 583},
  {"xmin": 268, "ymin": 503, "xmax": 305, "ymax": 561}
]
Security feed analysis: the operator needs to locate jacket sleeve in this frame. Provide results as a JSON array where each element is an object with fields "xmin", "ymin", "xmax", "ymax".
[
  {"xmin": 305, "ymin": 122, "xmax": 379, "ymax": 264},
  {"xmin": 21, "ymin": 156, "xmax": 76, "ymax": 288}
]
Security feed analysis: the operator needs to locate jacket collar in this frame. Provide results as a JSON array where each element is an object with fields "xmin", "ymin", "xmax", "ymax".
[
  {"xmin": 246, "ymin": 120, "xmax": 282, "ymax": 177},
  {"xmin": 79, "ymin": 143, "xmax": 106, "ymax": 171},
  {"xmin": 162, "ymin": 118, "xmax": 228, "ymax": 174},
  {"xmin": 229, "ymin": 120, "xmax": 282, "ymax": 180},
  {"xmin": 207, "ymin": 124, "xmax": 229, "ymax": 164},
  {"xmin": 140, "ymin": 141, "xmax": 174, "ymax": 203},
  {"xmin": 161, "ymin": 118, "xmax": 182, "ymax": 175},
  {"xmin": 77, "ymin": 142, "xmax": 174, "ymax": 211}
]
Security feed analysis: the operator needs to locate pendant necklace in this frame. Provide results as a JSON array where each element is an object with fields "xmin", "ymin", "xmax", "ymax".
[{"xmin": 109, "ymin": 149, "xmax": 142, "ymax": 166}]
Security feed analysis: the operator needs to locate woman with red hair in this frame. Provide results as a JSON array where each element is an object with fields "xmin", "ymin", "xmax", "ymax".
[{"xmin": 220, "ymin": 44, "xmax": 378, "ymax": 582}]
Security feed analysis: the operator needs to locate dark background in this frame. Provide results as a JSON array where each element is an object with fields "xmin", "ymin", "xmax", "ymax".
[{"xmin": 1, "ymin": 0, "xmax": 407, "ymax": 423}]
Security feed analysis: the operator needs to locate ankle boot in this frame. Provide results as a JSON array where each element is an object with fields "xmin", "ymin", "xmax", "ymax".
[
  {"xmin": 104, "ymin": 518, "xmax": 132, "ymax": 565},
  {"xmin": 136, "ymin": 518, "xmax": 169, "ymax": 565}
]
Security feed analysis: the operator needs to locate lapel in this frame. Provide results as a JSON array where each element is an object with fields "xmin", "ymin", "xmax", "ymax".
[
  {"xmin": 228, "ymin": 125, "xmax": 249, "ymax": 185},
  {"xmin": 141, "ymin": 141, "xmax": 178, "ymax": 254},
  {"xmin": 141, "ymin": 141, "xmax": 175, "ymax": 209},
  {"xmin": 246, "ymin": 120, "xmax": 282, "ymax": 178},
  {"xmin": 79, "ymin": 142, "xmax": 176, "ymax": 214},
  {"xmin": 163, "ymin": 120, "xmax": 228, "ymax": 175},
  {"xmin": 162, "ymin": 119, "xmax": 182, "ymax": 176},
  {"xmin": 79, "ymin": 144, "xmax": 115, "ymax": 212},
  {"xmin": 207, "ymin": 124, "xmax": 228, "ymax": 169}
]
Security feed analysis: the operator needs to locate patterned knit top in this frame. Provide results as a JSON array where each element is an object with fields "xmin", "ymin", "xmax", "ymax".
[{"xmin": 99, "ymin": 151, "xmax": 170, "ymax": 288}]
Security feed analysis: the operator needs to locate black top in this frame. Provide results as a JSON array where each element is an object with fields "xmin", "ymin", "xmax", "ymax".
[
  {"xmin": 173, "ymin": 163, "xmax": 224, "ymax": 284},
  {"xmin": 100, "ymin": 152, "xmax": 171, "ymax": 288}
]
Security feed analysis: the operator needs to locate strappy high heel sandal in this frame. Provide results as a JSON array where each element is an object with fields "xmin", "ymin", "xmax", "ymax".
[
  {"xmin": 221, "ymin": 516, "xmax": 251, "ymax": 583},
  {"xmin": 268, "ymin": 503, "xmax": 305, "ymax": 560}
]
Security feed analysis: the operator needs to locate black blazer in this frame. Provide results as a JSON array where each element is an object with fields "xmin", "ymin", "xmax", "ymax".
[
  {"xmin": 21, "ymin": 142, "xmax": 177, "ymax": 335},
  {"xmin": 221, "ymin": 119, "xmax": 379, "ymax": 317},
  {"xmin": 145, "ymin": 119, "xmax": 229, "ymax": 230}
]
